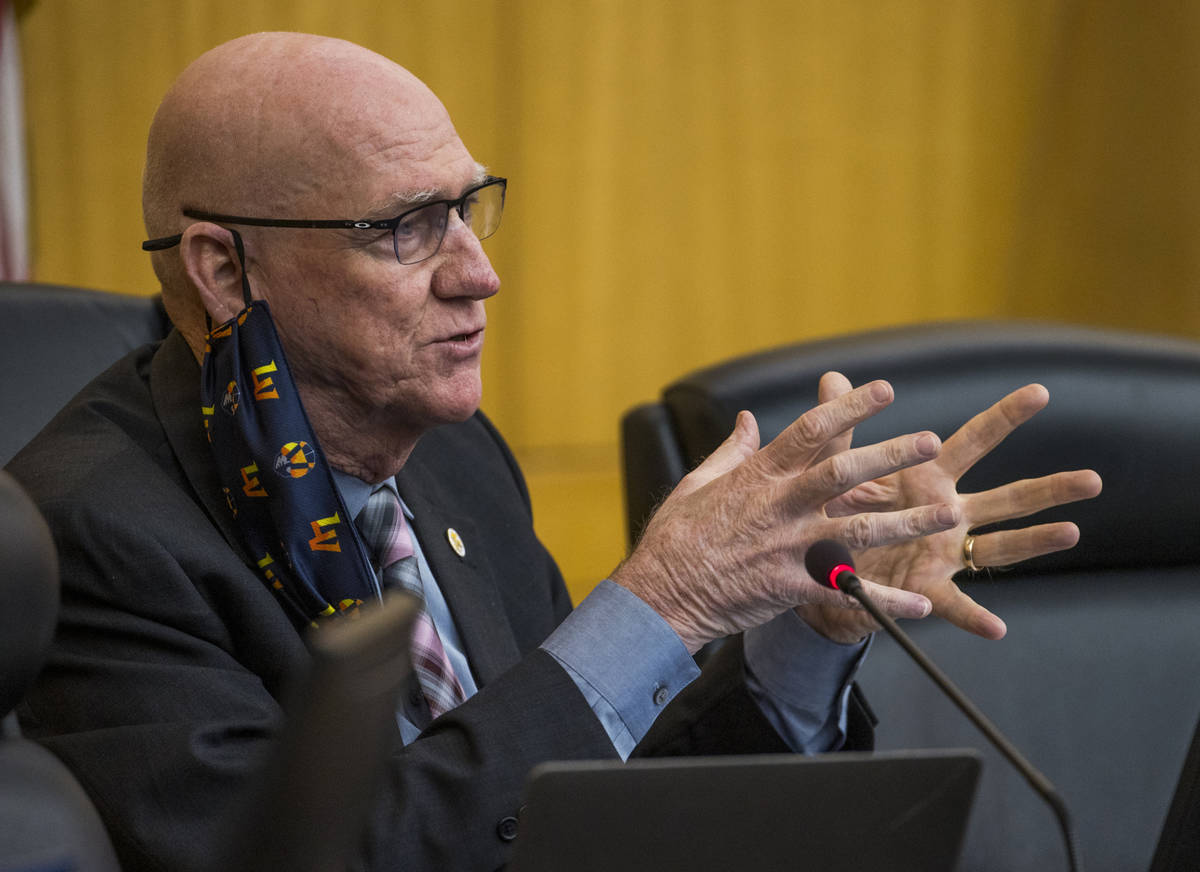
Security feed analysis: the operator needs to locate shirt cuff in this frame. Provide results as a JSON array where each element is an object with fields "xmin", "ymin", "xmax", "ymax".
[
  {"xmin": 743, "ymin": 609, "xmax": 871, "ymax": 754},
  {"xmin": 541, "ymin": 579, "xmax": 700, "ymax": 759}
]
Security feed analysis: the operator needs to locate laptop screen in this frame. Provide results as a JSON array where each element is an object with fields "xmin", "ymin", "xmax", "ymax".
[{"xmin": 509, "ymin": 749, "xmax": 981, "ymax": 872}]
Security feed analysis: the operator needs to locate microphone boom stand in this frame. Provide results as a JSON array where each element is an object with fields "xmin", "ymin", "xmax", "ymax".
[{"xmin": 837, "ymin": 571, "xmax": 1082, "ymax": 872}]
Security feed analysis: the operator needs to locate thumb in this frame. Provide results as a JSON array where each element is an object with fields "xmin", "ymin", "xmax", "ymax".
[{"xmin": 673, "ymin": 410, "xmax": 760, "ymax": 497}]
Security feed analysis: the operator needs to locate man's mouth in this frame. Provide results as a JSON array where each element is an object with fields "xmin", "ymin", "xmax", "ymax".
[{"xmin": 436, "ymin": 327, "xmax": 485, "ymax": 349}]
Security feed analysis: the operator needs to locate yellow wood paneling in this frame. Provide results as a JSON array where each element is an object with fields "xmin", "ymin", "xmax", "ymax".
[{"xmin": 17, "ymin": 1, "xmax": 1200, "ymax": 601}]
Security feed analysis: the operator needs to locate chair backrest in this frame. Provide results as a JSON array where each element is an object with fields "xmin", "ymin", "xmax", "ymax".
[
  {"xmin": 622, "ymin": 320, "xmax": 1200, "ymax": 569},
  {"xmin": 0, "ymin": 282, "xmax": 414, "ymax": 870},
  {"xmin": 0, "ymin": 483, "xmax": 417, "ymax": 872},
  {"xmin": 0, "ymin": 283, "xmax": 163, "ymax": 868},
  {"xmin": 0, "ymin": 469, "xmax": 122, "ymax": 871},
  {"xmin": 0, "ymin": 282, "xmax": 170, "ymax": 465},
  {"xmin": 619, "ymin": 320, "xmax": 1200, "ymax": 872}
]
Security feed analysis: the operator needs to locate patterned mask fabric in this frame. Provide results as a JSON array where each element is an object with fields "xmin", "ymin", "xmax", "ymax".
[{"xmin": 200, "ymin": 277, "xmax": 381, "ymax": 628}]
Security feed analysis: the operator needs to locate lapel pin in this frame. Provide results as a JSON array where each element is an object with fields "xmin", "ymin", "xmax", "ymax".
[{"xmin": 446, "ymin": 527, "xmax": 466, "ymax": 558}]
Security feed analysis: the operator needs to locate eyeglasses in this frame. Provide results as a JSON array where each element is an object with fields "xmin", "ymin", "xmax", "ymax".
[{"xmin": 142, "ymin": 176, "xmax": 507, "ymax": 265}]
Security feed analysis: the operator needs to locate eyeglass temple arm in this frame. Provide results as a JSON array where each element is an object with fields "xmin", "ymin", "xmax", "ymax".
[{"xmin": 142, "ymin": 234, "xmax": 183, "ymax": 251}]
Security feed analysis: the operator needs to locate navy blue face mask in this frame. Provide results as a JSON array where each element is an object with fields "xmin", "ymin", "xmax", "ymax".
[{"xmin": 198, "ymin": 231, "xmax": 380, "ymax": 627}]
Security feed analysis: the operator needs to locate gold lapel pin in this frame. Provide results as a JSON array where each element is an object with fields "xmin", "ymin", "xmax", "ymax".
[{"xmin": 446, "ymin": 527, "xmax": 466, "ymax": 558}]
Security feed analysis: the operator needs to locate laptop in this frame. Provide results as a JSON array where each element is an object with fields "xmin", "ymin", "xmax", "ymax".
[{"xmin": 507, "ymin": 749, "xmax": 982, "ymax": 872}]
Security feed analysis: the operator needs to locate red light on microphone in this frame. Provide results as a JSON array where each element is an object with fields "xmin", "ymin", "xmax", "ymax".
[{"xmin": 828, "ymin": 563, "xmax": 854, "ymax": 590}]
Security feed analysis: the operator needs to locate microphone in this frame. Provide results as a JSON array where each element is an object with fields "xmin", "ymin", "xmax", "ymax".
[{"xmin": 804, "ymin": 539, "xmax": 1082, "ymax": 872}]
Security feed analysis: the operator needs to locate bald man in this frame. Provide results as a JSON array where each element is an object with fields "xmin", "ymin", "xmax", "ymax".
[{"xmin": 9, "ymin": 32, "xmax": 1100, "ymax": 872}]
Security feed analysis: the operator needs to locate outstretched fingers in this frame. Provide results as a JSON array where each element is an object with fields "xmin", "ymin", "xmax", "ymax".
[
  {"xmin": 939, "ymin": 384, "xmax": 1050, "ymax": 481},
  {"xmin": 964, "ymin": 522, "xmax": 1082, "ymax": 569},
  {"xmin": 758, "ymin": 380, "xmax": 895, "ymax": 475},
  {"xmin": 671, "ymin": 409, "xmax": 761, "ymax": 498},
  {"xmin": 964, "ymin": 469, "xmax": 1102, "ymax": 525},
  {"xmin": 813, "ymin": 371, "xmax": 856, "ymax": 464},
  {"xmin": 804, "ymin": 577, "xmax": 933, "ymax": 623},
  {"xmin": 800, "ymin": 567, "xmax": 1004, "ymax": 640},
  {"xmin": 782, "ymin": 429, "xmax": 943, "ymax": 513},
  {"xmin": 818, "ymin": 501, "xmax": 961, "ymax": 552},
  {"xmin": 858, "ymin": 578, "xmax": 934, "ymax": 621},
  {"xmin": 931, "ymin": 581, "xmax": 1008, "ymax": 640}
]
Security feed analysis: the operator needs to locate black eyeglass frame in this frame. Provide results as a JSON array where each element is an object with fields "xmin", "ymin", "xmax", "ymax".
[{"xmin": 142, "ymin": 175, "xmax": 507, "ymax": 265}]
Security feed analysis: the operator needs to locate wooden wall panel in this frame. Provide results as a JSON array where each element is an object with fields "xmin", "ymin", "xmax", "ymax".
[{"xmin": 17, "ymin": 0, "xmax": 1200, "ymax": 600}]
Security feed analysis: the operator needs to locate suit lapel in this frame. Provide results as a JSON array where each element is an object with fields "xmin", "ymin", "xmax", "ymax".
[
  {"xmin": 397, "ymin": 468, "xmax": 522, "ymax": 687},
  {"xmin": 150, "ymin": 331, "xmax": 252, "ymax": 567},
  {"xmin": 151, "ymin": 330, "xmax": 523, "ymax": 682}
]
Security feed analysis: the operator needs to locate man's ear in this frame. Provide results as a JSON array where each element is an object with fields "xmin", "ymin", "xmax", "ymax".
[{"xmin": 178, "ymin": 223, "xmax": 247, "ymax": 325}]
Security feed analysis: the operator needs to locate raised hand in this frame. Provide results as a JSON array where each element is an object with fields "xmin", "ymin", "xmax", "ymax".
[
  {"xmin": 796, "ymin": 372, "xmax": 1103, "ymax": 643},
  {"xmin": 613, "ymin": 380, "xmax": 962, "ymax": 654}
]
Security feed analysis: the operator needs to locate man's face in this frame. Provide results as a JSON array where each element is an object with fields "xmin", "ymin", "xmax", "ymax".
[{"xmin": 245, "ymin": 83, "xmax": 501, "ymax": 440}]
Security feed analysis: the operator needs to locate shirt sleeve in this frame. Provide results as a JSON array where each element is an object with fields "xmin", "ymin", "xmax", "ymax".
[
  {"xmin": 540, "ymin": 580, "xmax": 700, "ymax": 759},
  {"xmin": 742, "ymin": 608, "xmax": 871, "ymax": 754},
  {"xmin": 541, "ymin": 580, "xmax": 869, "ymax": 759}
]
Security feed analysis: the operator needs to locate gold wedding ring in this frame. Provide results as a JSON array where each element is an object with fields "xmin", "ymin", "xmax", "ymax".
[{"xmin": 962, "ymin": 534, "xmax": 979, "ymax": 572}]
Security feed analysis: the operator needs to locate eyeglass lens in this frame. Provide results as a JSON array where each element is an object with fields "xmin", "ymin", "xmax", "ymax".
[{"xmin": 393, "ymin": 180, "xmax": 505, "ymax": 264}]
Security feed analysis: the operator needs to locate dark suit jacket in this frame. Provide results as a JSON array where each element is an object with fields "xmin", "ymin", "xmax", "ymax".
[{"xmin": 9, "ymin": 331, "xmax": 869, "ymax": 872}]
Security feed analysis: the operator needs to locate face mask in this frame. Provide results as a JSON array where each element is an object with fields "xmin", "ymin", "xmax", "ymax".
[{"xmin": 198, "ymin": 232, "xmax": 379, "ymax": 626}]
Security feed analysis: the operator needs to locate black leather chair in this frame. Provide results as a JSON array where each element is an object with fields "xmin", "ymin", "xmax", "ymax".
[
  {"xmin": 0, "ymin": 469, "xmax": 122, "ymax": 871},
  {"xmin": 620, "ymin": 321, "xmax": 1200, "ymax": 872},
  {"xmin": 0, "ymin": 282, "xmax": 423, "ymax": 870},
  {"xmin": 0, "ymin": 465, "xmax": 413, "ymax": 872},
  {"xmin": 0, "ymin": 282, "xmax": 170, "ymax": 464}
]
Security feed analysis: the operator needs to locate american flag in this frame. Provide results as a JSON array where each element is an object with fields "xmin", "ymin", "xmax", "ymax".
[{"xmin": 0, "ymin": 0, "xmax": 28, "ymax": 281}]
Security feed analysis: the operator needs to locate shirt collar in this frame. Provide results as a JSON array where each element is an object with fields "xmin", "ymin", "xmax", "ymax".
[{"xmin": 331, "ymin": 468, "xmax": 402, "ymax": 520}]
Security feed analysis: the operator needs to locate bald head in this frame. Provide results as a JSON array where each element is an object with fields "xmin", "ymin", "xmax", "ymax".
[
  {"xmin": 143, "ymin": 33, "xmax": 464, "ymax": 311},
  {"xmin": 144, "ymin": 32, "xmax": 453, "ymax": 227}
]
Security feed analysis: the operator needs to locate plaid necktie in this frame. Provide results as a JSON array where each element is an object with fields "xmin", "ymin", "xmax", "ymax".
[{"xmin": 356, "ymin": 486, "xmax": 466, "ymax": 721}]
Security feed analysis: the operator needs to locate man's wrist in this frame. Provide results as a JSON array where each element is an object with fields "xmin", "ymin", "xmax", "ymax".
[{"xmin": 610, "ymin": 557, "xmax": 709, "ymax": 654}]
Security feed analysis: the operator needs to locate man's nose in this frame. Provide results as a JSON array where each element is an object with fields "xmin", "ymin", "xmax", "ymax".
[{"xmin": 431, "ymin": 214, "xmax": 501, "ymax": 300}]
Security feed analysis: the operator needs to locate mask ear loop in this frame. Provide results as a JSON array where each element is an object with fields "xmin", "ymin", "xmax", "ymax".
[
  {"xmin": 204, "ymin": 227, "xmax": 255, "ymax": 336},
  {"xmin": 229, "ymin": 227, "xmax": 254, "ymax": 307}
]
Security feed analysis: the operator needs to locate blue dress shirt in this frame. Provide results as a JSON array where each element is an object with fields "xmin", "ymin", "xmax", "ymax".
[{"xmin": 333, "ymin": 470, "xmax": 867, "ymax": 756}]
